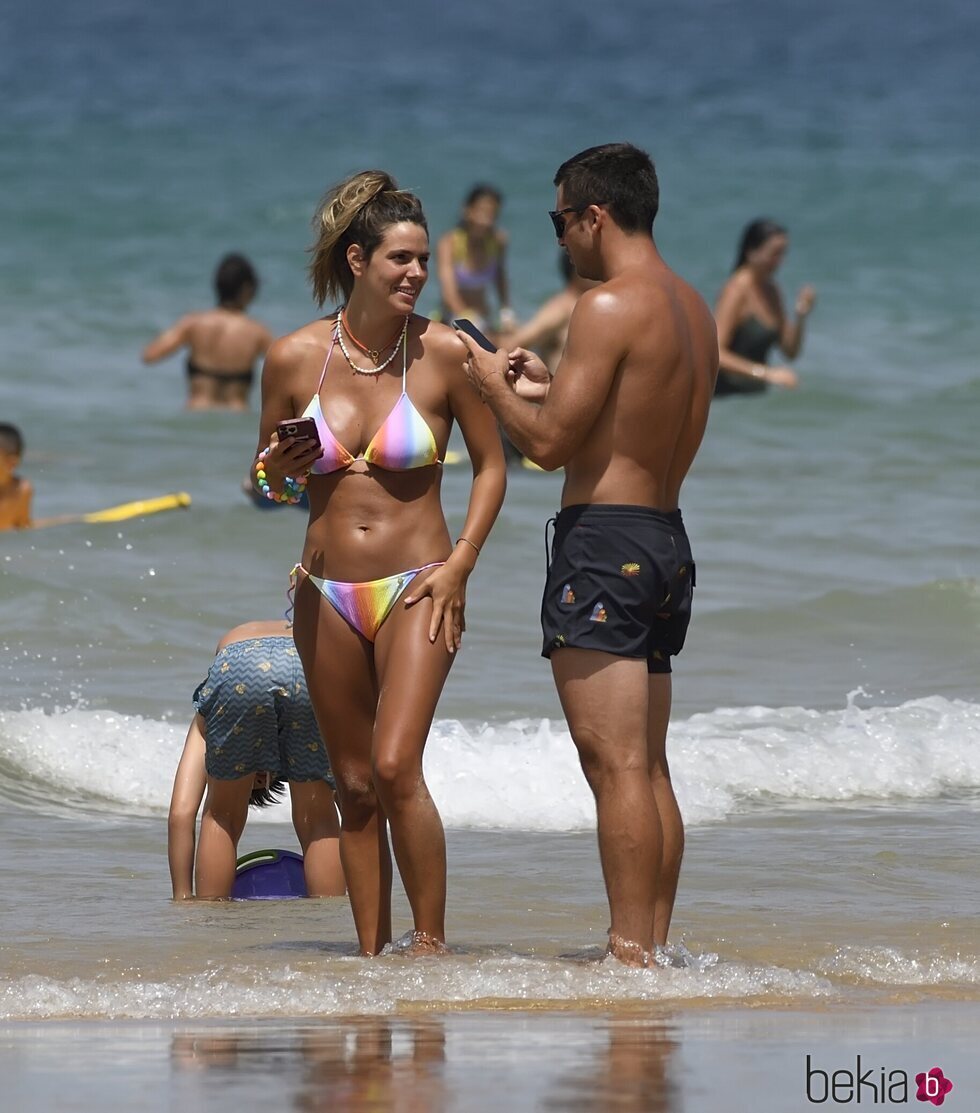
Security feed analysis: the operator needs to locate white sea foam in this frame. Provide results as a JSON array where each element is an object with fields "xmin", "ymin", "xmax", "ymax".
[
  {"xmin": 1, "ymin": 692, "xmax": 978, "ymax": 830},
  {"xmin": 0, "ymin": 955, "xmax": 836, "ymax": 1021},
  {"xmin": 820, "ymin": 946, "xmax": 980, "ymax": 986}
]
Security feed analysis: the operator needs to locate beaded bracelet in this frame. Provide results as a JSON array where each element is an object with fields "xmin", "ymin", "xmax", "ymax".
[{"xmin": 254, "ymin": 448, "xmax": 308, "ymax": 505}]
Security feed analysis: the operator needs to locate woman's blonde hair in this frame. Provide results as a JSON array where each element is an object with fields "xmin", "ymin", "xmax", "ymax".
[{"xmin": 308, "ymin": 170, "xmax": 427, "ymax": 307}]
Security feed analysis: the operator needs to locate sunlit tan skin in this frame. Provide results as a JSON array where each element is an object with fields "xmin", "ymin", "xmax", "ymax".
[
  {"xmin": 437, "ymin": 194, "xmax": 512, "ymax": 340},
  {"xmin": 143, "ymin": 286, "xmax": 274, "ymax": 411},
  {"xmin": 256, "ymin": 222, "xmax": 506, "ymax": 954},
  {"xmin": 460, "ymin": 184, "xmax": 717, "ymax": 964},
  {"xmin": 0, "ymin": 447, "xmax": 32, "ymax": 530},
  {"xmin": 715, "ymin": 232, "xmax": 816, "ymax": 389},
  {"xmin": 167, "ymin": 619, "xmax": 345, "ymax": 901}
]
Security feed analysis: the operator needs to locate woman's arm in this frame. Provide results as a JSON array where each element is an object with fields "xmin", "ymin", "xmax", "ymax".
[
  {"xmin": 716, "ymin": 276, "xmax": 797, "ymax": 387},
  {"xmin": 168, "ymin": 715, "xmax": 208, "ymax": 900},
  {"xmin": 436, "ymin": 232, "xmax": 467, "ymax": 318},
  {"xmin": 252, "ymin": 334, "xmax": 324, "ymax": 497},
  {"xmin": 143, "ymin": 316, "xmax": 192, "ymax": 363},
  {"xmin": 494, "ymin": 231, "xmax": 514, "ymax": 329},
  {"xmin": 779, "ymin": 284, "xmax": 816, "ymax": 358},
  {"xmin": 404, "ymin": 333, "xmax": 507, "ymax": 651}
]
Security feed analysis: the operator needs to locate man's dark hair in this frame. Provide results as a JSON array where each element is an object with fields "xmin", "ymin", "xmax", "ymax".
[
  {"xmin": 0, "ymin": 423, "xmax": 24, "ymax": 457},
  {"xmin": 214, "ymin": 253, "xmax": 259, "ymax": 304},
  {"xmin": 554, "ymin": 143, "xmax": 659, "ymax": 234},
  {"xmin": 249, "ymin": 777, "xmax": 286, "ymax": 809},
  {"xmin": 733, "ymin": 218, "xmax": 787, "ymax": 271}
]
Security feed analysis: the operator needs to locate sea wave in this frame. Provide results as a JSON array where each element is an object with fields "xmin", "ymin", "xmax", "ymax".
[{"xmin": 1, "ymin": 693, "xmax": 978, "ymax": 831}]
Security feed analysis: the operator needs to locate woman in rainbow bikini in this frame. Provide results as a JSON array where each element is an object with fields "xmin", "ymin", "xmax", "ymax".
[{"xmin": 252, "ymin": 171, "xmax": 506, "ymax": 955}]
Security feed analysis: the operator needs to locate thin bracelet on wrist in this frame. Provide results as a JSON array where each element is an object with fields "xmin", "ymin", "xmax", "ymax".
[{"xmin": 456, "ymin": 536, "xmax": 481, "ymax": 556}]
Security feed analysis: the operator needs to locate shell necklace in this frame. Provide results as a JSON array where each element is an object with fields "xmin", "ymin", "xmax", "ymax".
[{"xmin": 337, "ymin": 311, "xmax": 409, "ymax": 375}]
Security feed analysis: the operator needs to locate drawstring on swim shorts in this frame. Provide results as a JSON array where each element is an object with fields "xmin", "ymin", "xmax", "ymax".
[{"xmin": 544, "ymin": 514, "xmax": 557, "ymax": 572}]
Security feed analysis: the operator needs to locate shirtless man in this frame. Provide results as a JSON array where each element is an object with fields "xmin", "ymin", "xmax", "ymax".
[
  {"xmin": 458, "ymin": 143, "xmax": 718, "ymax": 965},
  {"xmin": 143, "ymin": 253, "xmax": 274, "ymax": 411}
]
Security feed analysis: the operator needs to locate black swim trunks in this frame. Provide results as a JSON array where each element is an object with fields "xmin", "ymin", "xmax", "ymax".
[{"xmin": 541, "ymin": 504, "xmax": 695, "ymax": 673}]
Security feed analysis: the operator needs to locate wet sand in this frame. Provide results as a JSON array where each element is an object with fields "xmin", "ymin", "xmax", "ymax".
[{"xmin": 3, "ymin": 1003, "xmax": 977, "ymax": 1112}]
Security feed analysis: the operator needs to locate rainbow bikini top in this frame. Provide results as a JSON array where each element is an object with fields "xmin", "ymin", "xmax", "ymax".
[{"xmin": 302, "ymin": 325, "xmax": 440, "ymax": 475}]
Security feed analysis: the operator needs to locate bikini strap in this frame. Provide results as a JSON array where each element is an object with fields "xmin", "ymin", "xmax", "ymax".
[{"xmin": 316, "ymin": 323, "xmax": 339, "ymax": 394}]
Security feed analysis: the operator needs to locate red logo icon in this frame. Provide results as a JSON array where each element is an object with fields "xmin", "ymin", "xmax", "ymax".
[{"xmin": 916, "ymin": 1067, "xmax": 953, "ymax": 1106}]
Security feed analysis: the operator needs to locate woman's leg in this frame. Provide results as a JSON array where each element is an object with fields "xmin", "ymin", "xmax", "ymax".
[
  {"xmin": 290, "ymin": 781, "xmax": 345, "ymax": 896},
  {"xmin": 293, "ymin": 574, "xmax": 392, "ymax": 954},
  {"xmin": 196, "ymin": 775, "xmax": 254, "ymax": 898},
  {"xmin": 372, "ymin": 580, "xmax": 454, "ymax": 946}
]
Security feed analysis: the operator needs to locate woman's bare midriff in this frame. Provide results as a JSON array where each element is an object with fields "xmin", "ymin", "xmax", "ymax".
[{"xmin": 300, "ymin": 465, "xmax": 451, "ymax": 582}]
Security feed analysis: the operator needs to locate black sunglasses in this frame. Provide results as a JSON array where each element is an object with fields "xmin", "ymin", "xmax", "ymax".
[{"xmin": 548, "ymin": 201, "xmax": 608, "ymax": 238}]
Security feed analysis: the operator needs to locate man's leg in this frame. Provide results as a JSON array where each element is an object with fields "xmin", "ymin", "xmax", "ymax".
[
  {"xmin": 551, "ymin": 647, "xmax": 661, "ymax": 962},
  {"xmin": 647, "ymin": 672, "xmax": 684, "ymax": 946}
]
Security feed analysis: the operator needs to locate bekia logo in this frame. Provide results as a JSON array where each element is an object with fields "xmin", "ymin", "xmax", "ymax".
[
  {"xmin": 915, "ymin": 1069, "xmax": 953, "ymax": 1107},
  {"xmin": 806, "ymin": 1056, "xmax": 954, "ymax": 1105}
]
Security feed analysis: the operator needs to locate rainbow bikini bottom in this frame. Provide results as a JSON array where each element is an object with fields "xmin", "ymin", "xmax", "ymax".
[{"xmin": 293, "ymin": 562, "xmax": 444, "ymax": 642}]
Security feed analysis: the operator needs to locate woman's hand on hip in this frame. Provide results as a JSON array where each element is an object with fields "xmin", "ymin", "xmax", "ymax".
[{"xmin": 403, "ymin": 562, "xmax": 468, "ymax": 654}]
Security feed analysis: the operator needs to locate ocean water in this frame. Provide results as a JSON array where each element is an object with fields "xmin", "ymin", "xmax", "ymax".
[{"xmin": 1, "ymin": 0, "xmax": 978, "ymax": 1107}]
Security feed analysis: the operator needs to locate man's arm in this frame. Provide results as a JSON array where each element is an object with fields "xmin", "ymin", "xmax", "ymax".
[
  {"xmin": 461, "ymin": 289, "xmax": 623, "ymax": 471},
  {"xmin": 168, "ymin": 715, "xmax": 208, "ymax": 900}
]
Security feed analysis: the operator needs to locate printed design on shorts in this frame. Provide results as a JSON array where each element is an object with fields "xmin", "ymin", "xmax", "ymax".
[
  {"xmin": 620, "ymin": 562, "xmax": 641, "ymax": 576},
  {"xmin": 589, "ymin": 602, "xmax": 608, "ymax": 623},
  {"xmin": 203, "ymin": 637, "xmax": 331, "ymax": 783},
  {"xmin": 552, "ymin": 633, "xmax": 567, "ymax": 648},
  {"xmin": 560, "ymin": 583, "xmax": 576, "ymax": 605}
]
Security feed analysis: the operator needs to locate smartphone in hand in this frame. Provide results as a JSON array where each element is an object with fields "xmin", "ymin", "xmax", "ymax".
[
  {"xmin": 452, "ymin": 318, "xmax": 497, "ymax": 353},
  {"xmin": 275, "ymin": 417, "xmax": 321, "ymax": 452}
]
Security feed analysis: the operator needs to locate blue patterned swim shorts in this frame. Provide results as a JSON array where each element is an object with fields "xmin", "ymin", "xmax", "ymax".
[{"xmin": 192, "ymin": 636, "xmax": 333, "ymax": 785}]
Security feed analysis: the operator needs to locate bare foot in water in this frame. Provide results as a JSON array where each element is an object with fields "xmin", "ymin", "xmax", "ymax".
[
  {"xmin": 383, "ymin": 929, "xmax": 449, "ymax": 956},
  {"xmin": 606, "ymin": 931, "xmax": 653, "ymax": 968},
  {"xmin": 407, "ymin": 930, "xmax": 449, "ymax": 956}
]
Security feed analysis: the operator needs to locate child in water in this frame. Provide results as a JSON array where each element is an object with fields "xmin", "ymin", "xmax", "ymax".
[
  {"xmin": 0, "ymin": 424, "xmax": 33, "ymax": 530},
  {"xmin": 168, "ymin": 619, "xmax": 345, "ymax": 900}
]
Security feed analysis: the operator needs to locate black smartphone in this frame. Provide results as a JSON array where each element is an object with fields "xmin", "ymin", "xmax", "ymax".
[
  {"xmin": 276, "ymin": 417, "xmax": 322, "ymax": 452},
  {"xmin": 452, "ymin": 318, "xmax": 497, "ymax": 352}
]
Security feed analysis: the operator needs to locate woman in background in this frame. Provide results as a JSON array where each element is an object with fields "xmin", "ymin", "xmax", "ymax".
[
  {"xmin": 143, "ymin": 253, "xmax": 274, "ymax": 411},
  {"xmin": 437, "ymin": 184, "xmax": 514, "ymax": 340},
  {"xmin": 714, "ymin": 219, "xmax": 816, "ymax": 395}
]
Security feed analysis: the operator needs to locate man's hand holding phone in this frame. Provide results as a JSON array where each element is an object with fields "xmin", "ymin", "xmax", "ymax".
[
  {"xmin": 505, "ymin": 347, "xmax": 551, "ymax": 403},
  {"xmin": 453, "ymin": 318, "xmax": 511, "ymax": 401}
]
